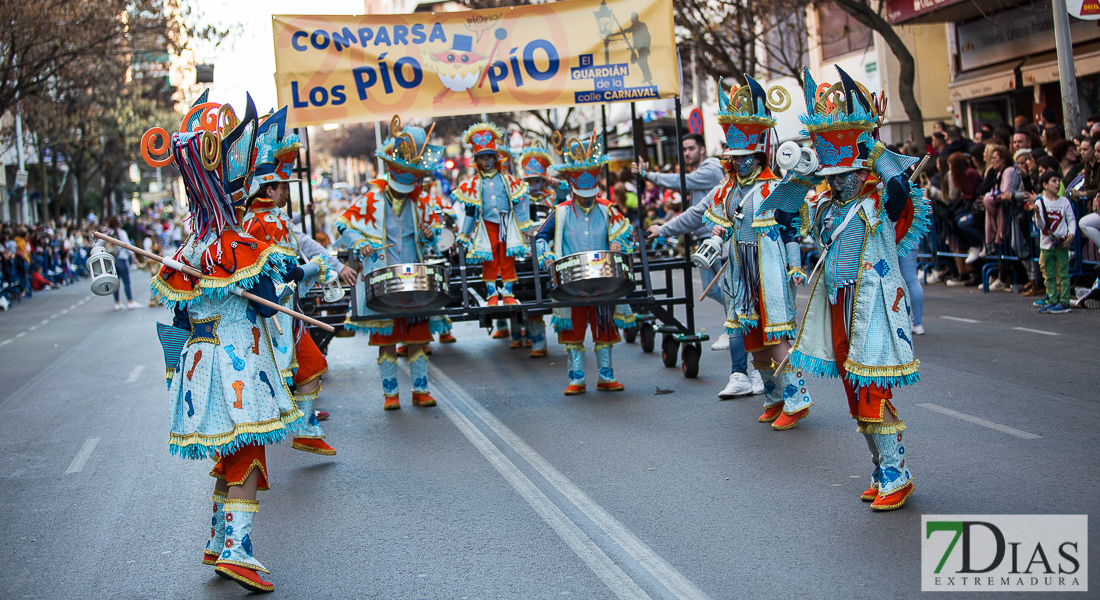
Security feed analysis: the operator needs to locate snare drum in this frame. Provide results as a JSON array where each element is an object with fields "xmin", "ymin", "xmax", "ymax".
[
  {"xmin": 364, "ymin": 262, "xmax": 451, "ymax": 313},
  {"xmin": 549, "ymin": 251, "xmax": 634, "ymax": 301}
]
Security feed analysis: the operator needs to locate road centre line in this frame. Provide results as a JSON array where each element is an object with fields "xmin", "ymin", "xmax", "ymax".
[
  {"xmin": 430, "ymin": 364, "xmax": 712, "ymax": 600},
  {"xmin": 941, "ymin": 316, "xmax": 981, "ymax": 323},
  {"xmin": 1012, "ymin": 327, "xmax": 1060, "ymax": 336},
  {"xmin": 65, "ymin": 438, "xmax": 100, "ymax": 474},
  {"xmin": 126, "ymin": 365, "xmax": 145, "ymax": 383},
  {"xmin": 428, "ymin": 377, "xmax": 652, "ymax": 599},
  {"xmin": 917, "ymin": 403, "xmax": 1040, "ymax": 439}
]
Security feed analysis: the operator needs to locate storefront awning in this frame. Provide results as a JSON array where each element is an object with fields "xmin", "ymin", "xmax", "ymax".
[
  {"xmin": 949, "ymin": 61, "xmax": 1022, "ymax": 101},
  {"xmin": 1021, "ymin": 42, "xmax": 1100, "ymax": 86}
]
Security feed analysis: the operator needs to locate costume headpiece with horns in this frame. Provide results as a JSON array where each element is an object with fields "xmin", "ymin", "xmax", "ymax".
[
  {"xmin": 717, "ymin": 76, "xmax": 790, "ymax": 157},
  {"xmin": 800, "ymin": 66, "xmax": 918, "ymax": 179},
  {"xmin": 549, "ymin": 130, "xmax": 608, "ymax": 198},
  {"xmin": 377, "ymin": 115, "xmax": 444, "ymax": 194},
  {"xmin": 249, "ymin": 106, "xmax": 300, "ymax": 196}
]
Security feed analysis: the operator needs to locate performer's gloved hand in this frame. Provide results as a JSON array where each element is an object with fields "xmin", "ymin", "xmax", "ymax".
[{"xmin": 282, "ymin": 266, "xmax": 305, "ymax": 283}]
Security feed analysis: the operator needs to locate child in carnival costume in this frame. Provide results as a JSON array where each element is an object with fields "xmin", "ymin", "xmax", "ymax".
[
  {"xmin": 334, "ymin": 119, "xmax": 445, "ymax": 411},
  {"xmin": 518, "ymin": 142, "xmax": 556, "ymax": 358},
  {"xmin": 702, "ymin": 76, "xmax": 814, "ymax": 430},
  {"xmin": 241, "ymin": 106, "xmax": 339, "ymax": 456},
  {"xmin": 760, "ymin": 67, "xmax": 930, "ymax": 510},
  {"xmin": 535, "ymin": 134, "xmax": 635, "ymax": 395},
  {"xmin": 148, "ymin": 94, "xmax": 301, "ymax": 592},
  {"xmin": 452, "ymin": 122, "xmax": 533, "ymax": 306}
]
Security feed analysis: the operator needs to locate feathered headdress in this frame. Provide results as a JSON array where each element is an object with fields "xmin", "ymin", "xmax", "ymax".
[
  {"xmin": 462, "ymin": 122, "xmax": 505, "ymax": 157},
  {"xmin": 249, "ymin": 106, "xmax": 300, "ymax": 194},
  {"xmin": 549, "ymin": 130, "xmax": 608, "ymax": 198},
  {"xmin": 717, "ymin": 75, "xmax": 790, "ymax": 157},
  {"xmin": 377, "ymin": 115, "xmax": 444, "ymax": 194}
]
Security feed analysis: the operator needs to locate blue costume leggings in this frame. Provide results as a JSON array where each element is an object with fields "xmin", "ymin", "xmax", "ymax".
[{"xmin": 898, "ymin": 250, "xmax": 923, "ymax": 327}]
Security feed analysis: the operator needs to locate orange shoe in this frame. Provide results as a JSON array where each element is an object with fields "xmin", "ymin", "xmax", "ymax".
[
  {"xmin": 411, "ymin": 392, "xmax": 436, "ymax": 407},
  {"xmin": 203, "ymin": 550, "xmax": 219, "ymax": 565},
  {"xmin": 871, "ymin": 482, "xmax": 914, "ymax": 511},
  {"xmin": 383, "ymin": 396, "xmax": 400, "ymax": 411},
  {"xmin": 492, "ymin": 329, "xmax": 510, "ymax": 339},
  {"xmin": 315, "ymin": 410, "xmax": 329, "ymax": 421},
  {"xmin": 488, "ymin": 296, "xmax": 500, "ymax": 307},
  {"xmin": 510, "ymin": 340, "xmax": 522, "ymax": 349},
  {"xmin": 564, "ymin": 384, "xmax": 587, "ymax": 395},
  {"xmin": 396, "ymin": 345, "xmax": 409, "ymax": 357},
  {"xmin": 596, "ymin": 381, "xmax": 625, "ymax": 392},
  {"xmin": 502, "ymin": 296, "xmax": 519, "ymax": 305},
  {"xmin": 438, "ymin": 333, "xmax": 457, "ymax": 344},
  {"xmin": 758, "ymin": 405, "xmax": 783, "ymax": 423},
  {"xmin": 525, "ymin": 339, "xmax": 533, "ymax": 348},
  {"xmin": 772, "ymin": 407, "xmax": 810, "ymax": 430},
  {"xmin": 214, "ymin": 563, "xmax": 274, "ymax": 593},
  {"xmin": 530, "ymin": 349, "xmax": 548, "ymax": 358},
  {"xmin": 860, "ymin": 485, "xmax": 879, "ymax": 502},
  {"xmin": 292, "ymin": 437, "xmax": 337, "ymax": 456}
]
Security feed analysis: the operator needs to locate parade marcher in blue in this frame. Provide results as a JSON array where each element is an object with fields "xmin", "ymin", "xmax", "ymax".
[
  {"xmin": 702, "ymin": 76, "xmax": 813, "ymax": 430},
  {"xmin": 242, "ymin": 105, "xmax": 338, "ymax": 457},
  {"xmin": 519, "ymin": 142, "xmax": 555, "ymax": 358},
  {"xmin": 334, "ymin": 119, "xmax": 445, "ymax": 411},
  {"xmin": 147, "ymin": 93, "xmax": 300, "ymax": 592},
  {"xmin": 761, "ymin": 67, "xmax": 930, "ymax": 511},
  {"xmin": 535, "ymin": 134, "xmax": 635, "ymax": 395}
]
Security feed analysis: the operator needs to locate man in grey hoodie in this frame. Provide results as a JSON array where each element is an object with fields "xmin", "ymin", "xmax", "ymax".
[{"xmin": 632, "ymin": 135, "xmax": 762, "ymax": 397}]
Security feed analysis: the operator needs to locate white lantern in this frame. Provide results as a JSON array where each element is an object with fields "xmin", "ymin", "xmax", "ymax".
[
  {"xmin": 691, "ymin": 235, "xmax": 724, "ymax": 269},
  {"xmin": 321, "ymin": 276, "xmax": 346, "ymax": 303},
  {"xmin": 86, "ymin": 245, "xmax": 120, "ymax": 296},
  {"xmin": 776, "ymin": 141, "xmax": 819, "ymax": 176}
]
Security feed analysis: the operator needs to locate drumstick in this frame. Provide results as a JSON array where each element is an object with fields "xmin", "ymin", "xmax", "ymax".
[
  {"xmin": 359, "ymin": 242, "xmax": 395, "ymax": 255},
  {"xmin": 698, "ymin": 257, "xmax": 730, "ymax": 302},
  {"xmin": 94, "ymin": 232, "xmax": 335, "ymax": 332}
]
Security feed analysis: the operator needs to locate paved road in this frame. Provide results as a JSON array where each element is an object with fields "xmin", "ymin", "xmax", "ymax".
[{"xmin": 0, "ymin": 273, "xmax": 1096, "ymax": 599}]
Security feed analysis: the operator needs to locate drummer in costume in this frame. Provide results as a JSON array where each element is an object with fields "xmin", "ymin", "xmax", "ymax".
[
  {"xmin": 702, "ymin": 77, "xmax": 814, "ymax": 430},
  {"xmin": 453, "ymin": 123, "xmax": 533, "ymax": 306},
  {"xmin": 148, "ymin": 95, "xmax": 300, "ymax": 592},
  {"xmin": 423, "ymin": 178, "xmax": 457, "ymax": 345},
  {"xmin": 334, "ymin": 120, "xmax": 445, "ymax": 411},
  {"xmin": 518, "ymin": 143, "xmax": 556, "ymax": 358},
  {"xmin": 761, "ymin": 67, "xmax": 930, "ymax": 510},
  {"xmin": 241, "ymin": 106, "xmax": 337, "ymax": 456},
  {"xmin": 535, "ymin": 134, "xmax": 635, "ymax": 394}
]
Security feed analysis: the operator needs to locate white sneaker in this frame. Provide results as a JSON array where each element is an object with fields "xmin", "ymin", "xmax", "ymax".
[
  {"xmin": 710, "ymin": 333, "xmax": 729, "ymax": 351},
  {"xmin": 114, "ymin": 303, "xmax": 123, "ymax": 311},
  {"xmin": 965, "ymin": 247, "xmax": 981, "ymax": 264},
  {"xmin": 718, "ymin": 372, "xmax": 753, "ymax": 399},
  {"xmin": 750, "ymin": 369, "xmax": 765, "ymax": 394},
  {"xmin": 911, "ymin": 324, "xmax": 925, "ymax": 335},
  {"xmin": 127, "ymin": 301, "xmax": 142, "ymax": 309},
  {"xmin": 988, "ymin": 278, "xmax": 1005, "ymax": 291}
]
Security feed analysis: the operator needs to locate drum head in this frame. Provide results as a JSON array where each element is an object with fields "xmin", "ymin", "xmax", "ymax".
[
  {"xmin": 436, "ymin": 228, "xmax": 456, "ymax": 253},
  {"xmin": 365, "ymin": 263, "xmax": 451, "ymax": 314}
]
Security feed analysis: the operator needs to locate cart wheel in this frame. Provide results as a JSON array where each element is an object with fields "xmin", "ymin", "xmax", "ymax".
[
  {"xmin": 681, "ymin": 343, "xmax": 701, "ymax": 378},
  {"xmin": 660, "ymin": 334, "xmax": 679, "ymax": 368},
  {"xmin": 639, "ymin": 323, "xmax": 655, "ymax": 353},
  {"xmin": 623, "ymin": 326, "xmax": 638, "ymax": 344}
]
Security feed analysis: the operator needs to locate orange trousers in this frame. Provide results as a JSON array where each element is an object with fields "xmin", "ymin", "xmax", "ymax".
[{"xmin": 830, "ymin": 288, "xmax": 896, "ymax": 423}]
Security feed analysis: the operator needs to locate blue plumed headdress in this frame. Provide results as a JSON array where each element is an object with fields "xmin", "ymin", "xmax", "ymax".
[
  {"xmin": 717, "ymin": 75, "xmax": 791, "ymax": 156},
  {"xmin": 549, "ymin": 131, "xmax": 609, "ymax": 198}
]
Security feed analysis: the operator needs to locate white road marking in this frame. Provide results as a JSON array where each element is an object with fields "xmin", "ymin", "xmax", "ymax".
[
  {"xmin": 65, "ymin": 438, "xmax": 101, "ymax": 474},
  {"xmin": 917, "ymin": 403, "xmax": 1040, "ymax": 439},
  {"xmin": 431, "ymin": 365, "xmax": 712, "ymax": 600},
  {"xmin": 41, "ymin": 318, "xmax": 50, "ymax": 324},
  {"xmin": 15, "ymin": 332, "xmax": 26, "ymax": 338},
  {"xmin": 27, "ymin": 326, "xmax": 37, "ymax": 332},
  {"xmin": 1012, "ymin": 327, "xmax": 1060, "ymax": 336},
  {"xmin": 0, "ymin": 340, "xmax": 9, "ymax": 347},
  {"xmin": 125, "ymin": 365, "xmax": 145, "ymax": 383},
  {"xmin": 941, "ymin": 316, "xmax": 980, "ymax": 323},
  {"xmin": 434, "ymin": 382, "xmax": 653, "ymax": 600}
]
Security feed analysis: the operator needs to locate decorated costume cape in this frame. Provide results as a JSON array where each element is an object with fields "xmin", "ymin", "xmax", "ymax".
[
  {"xmin": 764, "ymin": 173, "xmax": 930, "ymax": 389},
  {"xmin": 153, "ymin": 229, "xmax": 301, "ymax": 459},
  {"xmin": 702, "ymin": 169, "xmax": 803, "ymax": 341},
  {"xmin": 333, "ymin": 179, "xmax": 444, "ymax": 336},
  {"xmin": 452, "ymin": 170, "xmax": 532, "ymax": 262}
]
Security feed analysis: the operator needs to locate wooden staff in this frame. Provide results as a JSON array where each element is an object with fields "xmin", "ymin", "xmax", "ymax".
[
  {"xmin": 94, "ymin": 232, "xmax": 335, "ymax": 332},
  {"xmin": 698, "ymin": 257, "xmax": 731, "ymax": 302},
  {"xmin": 772, "ymin": 153, "xmax": 933, "ymax": 376}
]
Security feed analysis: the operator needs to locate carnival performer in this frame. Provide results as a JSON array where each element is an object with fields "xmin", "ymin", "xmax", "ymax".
[
  {"xmin": 761, "ymin": 67, "xmax": 930, "ymax": 510},
  {"xmin": 241, "ymin": 106, "xmax": 340, "ymax": 456},
  {"xmin": 423, "ymin": 177, "xmax": 457, "ymax": 345},
  {"xmin": 149, "ymin": 95, "xmax": 300, "ymax": 592},
  {"xmin": 453, "ymin": 122, "xmax": 533, "ymax": 306},
  {"xmin": 702, "ymin": 76, "xmax": 813, "ymax": 430},
  {"xmin": 535, "ymin": 135, "xmax": 635, "ymax": 394},
  {"xmin": 334, "ymin": 120, "xmax": 445, "ymax": 411},
  {"xmin": 516, "ymin": 142, "xmax": 557, "ymax": 358}
]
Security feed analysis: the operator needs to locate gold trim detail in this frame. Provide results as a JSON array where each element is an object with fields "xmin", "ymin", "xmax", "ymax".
[{"xmin": 187, "ymin": 315, "xmax": 221, "ymax": 347}]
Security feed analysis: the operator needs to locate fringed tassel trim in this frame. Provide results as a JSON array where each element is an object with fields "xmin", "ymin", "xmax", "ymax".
[
  {"xmin": 506, "ymin": 245, "xmax": 528, "ymax": 258},
  {"xmin": 408, "ymin": 348, "xmax": 429, "ymax": 363},
  {"xmin": 168, "ymin": 409, "xmax": 302, "ymax": 461},
  {"xmin": 429, "ymin": 318, "xmax": 452, "ymax": 335},
  {"xmin": 467, "ymin": 250, "xmax": 493, "ymax": 264},
  {"xmin": 222, "ymin": 498, "xmax": 259, "ymax": 512},
  {"xmin": 538, "ymin": 251, "xmax": 557, "ymax": 270},
  {"xmin": 857, "ymin": 420, "xmax": 908, "ymax": 435},
  {"xmin": 151, "ymin": 247, "xmax": 291, "ymax": 310},
  {"xmin": 764, "ymin": 321, "xmax": 797, "ymax": 341},
  {"xmin": 344, "ymin": 318, "xmax": 392, "ymax": 336},
  {"xmin": 610, "ymin": 231, "xmax": 635, "ymax": 253},
  {"xmin": 703, "ymin": 210, "xmax": 732, "ymax": 230},
  {"xmin": 843, "ymin": 358, "xmax": 921, "ymax": 389},
  {"xmin": 896, "ymin": 184, "xmax": 932, "ymax": 257},
  {"xmin": 293, "ymin": 385, "xmax": 322, "ymax": 403},
  {"xmin": 790, "ymin": 351, "xmax": 841, "ymax": 379},
  {"xmin": 613, "ymin": 313, "xmax": 636, "ymax": 329},
  {"xmin": 550, "ymin": 315, "xmax": 573, "ymax": 332}
]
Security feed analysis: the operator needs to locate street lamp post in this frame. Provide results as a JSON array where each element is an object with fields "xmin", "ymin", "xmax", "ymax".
[
  {"xmin": 1052, "ymin": 0, "xmax": 1081, "ymax": 135},
  {"xmin": 594, "ymin": 0, "xmax": 616, "ymax": 65}
]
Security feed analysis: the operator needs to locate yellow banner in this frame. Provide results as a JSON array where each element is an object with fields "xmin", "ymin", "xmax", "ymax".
[{"xmin": 272, "ymin": 0, "xmax": 678, "ymax": 127}]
